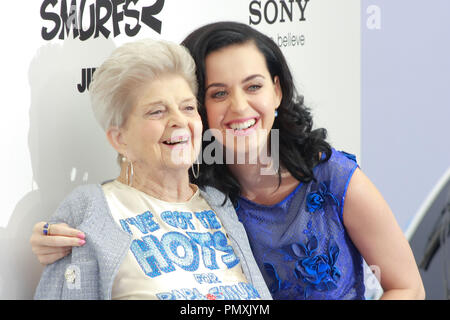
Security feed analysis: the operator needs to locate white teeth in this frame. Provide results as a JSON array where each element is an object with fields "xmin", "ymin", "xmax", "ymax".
[
  {"xmin": 165, "ymin": 136, "xmax": 189, "ymax": 144},
  {"xmin": 229, "ymin": 119, "xmax": 256, "ymax": 130}
]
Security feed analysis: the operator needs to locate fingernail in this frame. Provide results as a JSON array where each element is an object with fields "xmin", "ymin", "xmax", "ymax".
[
  {"xmin": 79, "ymin": 239, "xmax": 86, "ymax": 246},
  {"xmin": 77, "ymin": 233, "xmax": 85, "ymax": 240}
]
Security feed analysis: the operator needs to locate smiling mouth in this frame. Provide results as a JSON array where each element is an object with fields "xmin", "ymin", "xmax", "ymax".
[
  {"xmin": 227, "ymin": 118, "xmax": 257, "ymax": 132},
  {"xmin": 162, "ymin": 136, "xmax": 190, "ymax": 146}
]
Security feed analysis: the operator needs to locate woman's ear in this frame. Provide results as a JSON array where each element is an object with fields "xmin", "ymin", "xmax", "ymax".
[
  {"xmin": 106, "ymin": 126, "xmax": 127, "ymax": 155},
  {"xmin": 273, "ymin": 76, "xmax": 283, "ymax": 107}
]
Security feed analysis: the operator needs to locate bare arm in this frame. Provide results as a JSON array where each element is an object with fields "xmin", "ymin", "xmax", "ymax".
[{"xmin": 343, "ymin": 168, "xmax": 425, "ymax": 299}]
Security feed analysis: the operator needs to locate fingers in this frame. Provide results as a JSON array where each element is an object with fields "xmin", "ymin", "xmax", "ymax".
[
  {"xmin": 33, "ymin": 246, "xmax": 72, "ymax": 255},
  {"xmin": 35, "ymin": 234, "xmax": 86, "ymax": 248},
  {"xmin": 33, "ymin": 222, "xmax": 85, "ymax": 239},
  {"xmin": 30, "ymin": 222, "xmax": 86, "ymax": 255},
  {"xmin": 47, "ymin": 223, "xmax": 85, "ymax": 239},
  {"xmin": 30, "ymin": 231, "xmax": 85, "ymax": 249},
  {"xmin": 30, "ymin": 222, "xmax": 86, "ymax": 266},
  {"xmin": 38, "ymin": 249, "xmax": 72, "ymax": 265}
]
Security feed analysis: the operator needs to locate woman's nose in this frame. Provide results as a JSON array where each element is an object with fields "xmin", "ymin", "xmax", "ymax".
[
  {"xmin": 229, "ymin": 90, "xmax": 248, "ymax": 113},
  {"xmin": 168, "ymin": 109, "xmax": 188, "ymax": 127}
]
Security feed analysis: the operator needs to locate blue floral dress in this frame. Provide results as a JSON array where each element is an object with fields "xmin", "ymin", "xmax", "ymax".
[{"xmin": 236, "ymin": 149, "xmax": 365, "ymax": 299}]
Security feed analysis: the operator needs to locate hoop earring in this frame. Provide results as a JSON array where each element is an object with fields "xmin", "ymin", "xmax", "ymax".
[
  {"xmin": 191, "ymin": 161, "xmax": 200, "ymax": 179},
  {"xmin": 122, "ymin": 156, "xmax": 134, "ymax": 187},
  {"xmin": 127, "ymin": 160, "xmax": 134, "ymax": 187}
]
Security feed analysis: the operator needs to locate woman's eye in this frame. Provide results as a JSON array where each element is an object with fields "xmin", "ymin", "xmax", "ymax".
[
  {"xmin": 147, "ymin": 109, "xmax": 164, "ymax": 117},
  {"xmin": 248, "ymin": 84, "xmax": 262, "ymax": 91},
  {"xmin": 184, "ymin": 105, "xmax": 196, "ymax": 112},
  {"xmin": 211, "ymin": 91, "xmax": 227, "ymax": 99}
]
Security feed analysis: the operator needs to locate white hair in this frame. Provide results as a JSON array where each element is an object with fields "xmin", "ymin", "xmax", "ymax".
[{"xmin": 89, "ymin": 38, "xmax": 198, "ymax": 131}]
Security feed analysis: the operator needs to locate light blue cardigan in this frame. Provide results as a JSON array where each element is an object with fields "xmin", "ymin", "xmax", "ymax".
[{"xmin": 34, "ymin": 184, "xmax": 272, "ymax": 300}]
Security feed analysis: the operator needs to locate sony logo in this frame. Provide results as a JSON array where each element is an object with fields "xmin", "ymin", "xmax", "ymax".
[{"xmin": 249, "ymin": 0, "xmax": 309, "ymax": 25}]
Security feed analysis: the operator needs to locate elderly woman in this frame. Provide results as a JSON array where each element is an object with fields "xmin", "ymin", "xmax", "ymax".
[{"xmin": 33, "ymin": 38, "xmax": 271, "ymax": 300}]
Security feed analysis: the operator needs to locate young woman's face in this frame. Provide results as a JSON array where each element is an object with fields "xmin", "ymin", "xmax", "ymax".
[{"xmin": 204, "ymin": 42, "xmax": 282, "ymax": 161}]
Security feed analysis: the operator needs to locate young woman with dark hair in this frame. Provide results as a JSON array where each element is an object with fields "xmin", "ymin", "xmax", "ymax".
[
  {"xmin": 180, "ymin": 21, "xmax": 424, "ymax": 300},
  {"xmin": 182, "ymin": 21, "xmax": 332, "ymax": 206}
]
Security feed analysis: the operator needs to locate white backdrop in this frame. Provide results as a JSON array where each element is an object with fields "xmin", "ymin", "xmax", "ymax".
[{"xmin": 0, "ymin": 0, "xmax": 360, "ymax": 299}]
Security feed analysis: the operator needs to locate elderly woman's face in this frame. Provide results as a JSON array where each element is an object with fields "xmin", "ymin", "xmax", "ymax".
[{"xmin": 121, "ymin": 74, "xmax": 202, "ymax": 173}]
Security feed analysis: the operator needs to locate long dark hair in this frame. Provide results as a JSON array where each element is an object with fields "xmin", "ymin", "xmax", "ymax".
[{"xmin": 182, "ymin": 21, "xmax": 331, "ymax": 205}]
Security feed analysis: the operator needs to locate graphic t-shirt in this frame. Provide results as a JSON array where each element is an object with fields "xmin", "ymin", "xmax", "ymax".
[{"xmin": 102, "ymin": 180, "xmax": 261, "ymax": 300}]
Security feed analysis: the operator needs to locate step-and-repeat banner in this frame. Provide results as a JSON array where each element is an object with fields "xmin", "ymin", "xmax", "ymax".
[{"xmin": 0, "ymin": 0, "xmax": 360, "ymax": 298}]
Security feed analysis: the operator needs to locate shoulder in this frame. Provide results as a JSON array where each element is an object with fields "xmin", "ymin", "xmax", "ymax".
[
  {"xmin": 199, "ymin": 185, "xmax": 230, "ymax": 207},
  {"xmin": 314, "ymin": 148, "xmax": 359, "ymax": 189},
  {"xmin": 51, "ymin": 183, "xmax": 106, "ymax": 227},
  {"xmin": 56, "ymin": 183, "xmax": 103, "ymax": 203},
  {"xmin": 69, "ymin": 183, "xmax": 104, "ymax": 199},
  {"xmin": 319, "ymin": 148, "xmax": 358, "ymax": 174},
  {"xmin": 309, "ymin": 149, "xmax": 359, "ymax": 221},
  {"xmin": 199, "ymin": 185, "xmax": 239, "ymax": 221},
  {"xmin": 59, "ymin": 184, "xmax": 105, "ymax": 212}
]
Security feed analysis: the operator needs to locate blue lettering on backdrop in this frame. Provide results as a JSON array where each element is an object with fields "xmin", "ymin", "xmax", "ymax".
[{"xmin": 120, "ymin": 209, "xmax": 240, "ymax": 277}]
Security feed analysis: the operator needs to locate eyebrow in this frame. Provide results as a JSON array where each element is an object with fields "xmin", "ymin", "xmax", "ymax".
[
  {"xmin": 143, "ymin": 97, "xmax": 197, "ymax": 108},
  {"xmin": 205, "ymin": 74, "xmax": 265, "ymax": 91}
]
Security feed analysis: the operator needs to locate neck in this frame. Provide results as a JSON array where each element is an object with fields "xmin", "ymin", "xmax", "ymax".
[
  {"xmin": 117, "ymin": 162, "xmax": 194, "ymax": 202},
  {"xmin": 227, "ymin": 159, "xmax": 298, "ymax": 205}
]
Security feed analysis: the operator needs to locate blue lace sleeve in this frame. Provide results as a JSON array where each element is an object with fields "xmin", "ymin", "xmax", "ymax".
[
  {"xmin": 313, "ymin": 149, "xmax": 359, "ymax": 224},
  {"xmin": 337, "ymin": 150, "xmax": 359, "ymax": 223}
]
